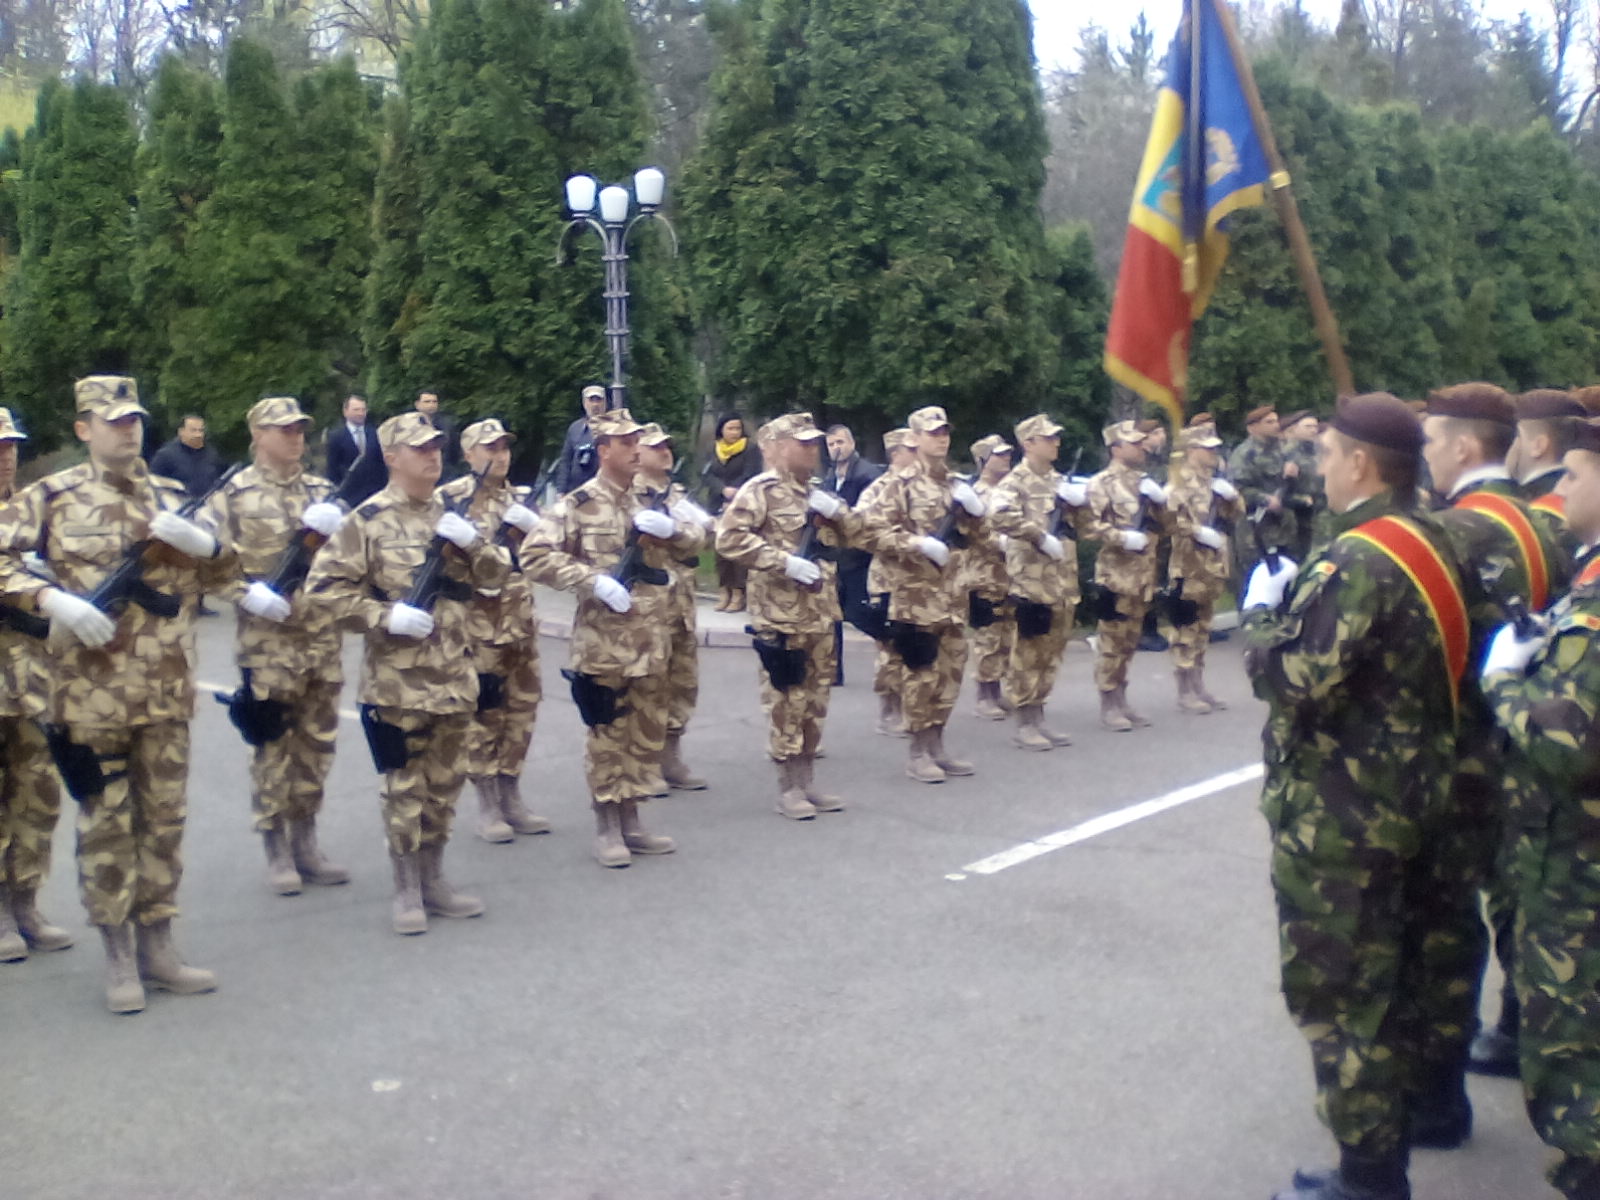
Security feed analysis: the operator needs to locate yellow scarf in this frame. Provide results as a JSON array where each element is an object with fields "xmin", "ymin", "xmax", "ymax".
[{"xmin": 715, "ymin": 436, "xmax": 747, "ymax": 463}]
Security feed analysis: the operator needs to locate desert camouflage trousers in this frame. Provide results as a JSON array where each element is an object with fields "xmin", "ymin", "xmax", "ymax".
[
  {"xmin": 0, "ymin": 716, "xmax": 62, "ymax": 894},
  {"xmin": 71, "ymin": 721, "xmax": 190, "ymax": 927},
  {"xmin": 901, "ymin": 623, "xmax": 967, "ymax": 733},
  {"xmin": 1270, "ymin": 782, "xmax": 1486, "ymax": 1157},
  {"xmin": 1003, "ymin": 604, "xmax": 1071, "ymax": 709},
  {"xmin": 757, "ymin": 630, "xmax": 834, "ymax": 761},
  {"xmin": 1094, "ymin": 596, "xmax": 1150, "ymax": 692},
  {"xmin": 1167, "ymin": 591, "xmax": 1219, "ymax": 671},
  {"xmin": 250, "ymin": 677, "xmax": 340, "ymax": 833},
  {"xmin": 585, "ymin": 670, "xmax": 668, "ymax": 806},
  {"xmin": 374, "ymin": 708, "xmax": 470, "ymax": 856},
  {"xmin": 465, "ymin": 640, "xmax": 541, "ymax": 779},
  {"xmin": 873, "ymin": 643, "xmax": 905, "ymax": 698},
  {"xmin": 665, "ymin": 621, "xmax": 698, "ymax": 736},
  {"xmin": 970, "ymin": 608, "xmax": 1014, "ymax": 684}
]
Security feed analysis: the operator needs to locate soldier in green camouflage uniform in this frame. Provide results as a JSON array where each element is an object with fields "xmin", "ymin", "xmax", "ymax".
[
  {"xmin": 202, "ymin": 396, "xmax": 349, "ymax": 896},
  {"xmin": 1483, "ymin": 417, "xmax": 1600, "ymax": 1200},
  {"xmin": 863, "ymin": 429, "xmax": 916, "ymax": 737},
  {"xmin": 1512, "ymin": 389, "xmax": 1588, "ymax": 557},
  {"xmin": 0, "ymin": 377, "xmax": 234, "ymax": 1013},
  {"xmin": 635, "ymin": 423, "xmax": 712, "ymax": 792},
  {"xmin": 716, "ymin": 413, "xmax": 861, "ymax": 818},
  {"xmin": 437, "ymin": 419, "xmax": 549, "ymax": 844},
  {"xmin": 963, "ymin": 434, "xmax": 1015, "ymax": 721},
  {"xmin": 859, "ymin": 405, "xmax": 987, "ymax": 784},
  {"xmin": 0, "ymin": 406, "xmax": 72, "ymax": 963},
  {"xmin": 1244, "ymin": 393, "xmax": 1475, "ymax": 1200},
  {"xmin": 306, "ymin": 413, "xmax": 510, "ymax": 934},
  {"xmin": 1164, "ymin": 425, "xmax": 1245, "ymax": 714},
  {"xmin": 1229, "ymin": 406, "xmax": 1298, "ymax": 579},
  {"xmin": 523, "ymin": 408, "xmax": 705, "ymax": 868},
  {"xmin": 1084, "ymin": 420, "xmax": 1170, "ymax": 731},
  {"xmin": 1281, "ymin": 410, "xmax": 1325, "ymax": 562}
]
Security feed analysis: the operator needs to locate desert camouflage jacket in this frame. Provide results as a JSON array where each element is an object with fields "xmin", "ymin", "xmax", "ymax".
[
  {"xmin": 988, "ymin": 462, "xmax": 1088, "ymax": 606},
  {"xmin": 1167, "ymin": 463, "xmax": 1246, "ymax": 592},
  {"xmin": 439, "ymin": 473, "xmax": 538, "ymax": 647},
  {"xmin": 858, "ymin": 459, "xmax": 983, "ymax": 627},
  {"xmin": 1084, "ymin": 460, "xmax": 1169, "ymax": 600},
  {"xmin": 634, "ymin": 477, "xmax": 708, "ymax": 632}
]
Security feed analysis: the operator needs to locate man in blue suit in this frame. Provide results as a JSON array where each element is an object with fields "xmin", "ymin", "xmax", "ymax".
[{"xmin": 326, "ymin": 394, "xmax": 387, "ymax": 504}]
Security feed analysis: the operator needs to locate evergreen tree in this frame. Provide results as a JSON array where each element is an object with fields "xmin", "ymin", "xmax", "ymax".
[
  {"xmin": 362, "ymin": 93, "xmax": 425, "ymax": 410},
  {"xmin": 0, "ymin": 79, "xmax": 136, "ymax": 448},
  {"xmin": 1042, "ymin": 223, "xmax": 1109, "ymax": 455}
]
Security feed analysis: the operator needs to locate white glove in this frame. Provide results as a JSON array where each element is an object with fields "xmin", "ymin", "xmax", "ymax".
[
  {"xmin": 300, "ymin": 502, "xmax": 343, "ymax": 537},
  {"xmin": 1193, "ymin": 526, "xmax": 1225, "ymax": 550},
  {"xmin": 1038, "ymin": 533, "xmax": 1065, "ymax": 561},
  {"xmin": 671, "ymin": 498, "xmax": 714, "ymax": 529},
  {"xmin": 1138, "ymin": 478, "xmax": 1168, "ymax": 505},
  {"xmin": 435, "ymin": 511, "xmax": 478, "ymax": 550},
  {"xmin": 916, "ymin": 536, "xmax": 950, "ymax": 567},
  {"xmin": 1211, "ymin": 478, "xmax": 1239, "ymax": 501},
  {"xmin": 807, "ymin": 489, "xmax": 844, "ymax": 519},
  {"xmin": 1056, "ymin": 479, "xmax": 1088, "ymax": 506},
  {"xmin": 150, "ymin": 510, "xmax": 217, "ymax": 559},
  {"xmin": 1481, "ymin": 622, "xmax": 1543, "ymax": 678},
  {"xmin": 633, "ymin": 509, "xmax": 675, "ymax": 540},
  {"xmin": 501, "ymin": 503, "xmax": 537, "ymax": 533},
  {"xmin": 39, "ymin": 589, "xmax": 115, "ymax": 648},
  {"xmin": 591, "ymin": 574, "xmax": 633, "ymax": 613},
  {"xmin": 783, "ymin": 554, "xmax": 821, "ymax": 586},
  {"xmin": 1242, "ymin": 556, "xmax": 1300, "ymax": 611},
  {"xmin": 241, "ymin": 581, "xmax": 292, "ymax": 623},
  {"xmin": 386, "ymin": 602, "xmax": 434, "ymax": 639},
  {"xmin": 950, "ymin": 481, "xmax": 985, "ymax": 517},
  {"xmin": 1117, "ymin": 530, "xmax": 1150, "ymax": 553}
]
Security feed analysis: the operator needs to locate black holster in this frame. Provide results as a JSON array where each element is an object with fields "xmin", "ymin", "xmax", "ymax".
[
  {"xmin": 747, "ymin": 627, "xmax": 808, "ymax": 691},
  {"xmin": 1161, "ymin": 588, "xmax": 1200, "ymax": 628},
  {"xmin": 359, "ymin": 705, "xmax": 418, "ymax": 773},
  {"xmin": 854, "ymin": 592, "xmax": 891, "ymax": 642},
  {"xmin": 889, "ymin": 622, "xmax": 940, "ymax": 670},
  {"xmin": 967, "ymin": 592, "xmax": 998, "ymax": 630},
  {"xmin": 1011, "ymin": 597, "xmax": 1054, "ymax": 640},
  {"xmin": 41, "ymin": 723, "xmax": 121, "ymax": 805},
  {"xmin": 1087, "ymin": 583, "xmax": 1128, "ymax": 623},
  {"xmin": 563, "ymin": 669, "xmax": 629, "ymax": 728},
  {"xmin": 215, "ymin": 670, "xmax": 291, "ymax": 746},
  {"xmin": 476, "ymin": 672, "xmax": 507, "ymax": 713}
]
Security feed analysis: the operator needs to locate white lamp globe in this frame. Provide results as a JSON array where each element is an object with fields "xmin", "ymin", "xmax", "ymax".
[
  {"xmin": 598, "ymin": 185, "xmax": 630, "ymax": 223},
  {"xmin": 564, "ymin": 174, "xmax": 597, "ymax": 214},
  {"xmin": 634, "ymin": 167, "xmax": 665, "ymax": 208}
]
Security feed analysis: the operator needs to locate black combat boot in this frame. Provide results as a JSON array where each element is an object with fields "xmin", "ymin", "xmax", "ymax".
[
  {"xmin": 1282, "ymin": 1145, "xmax": 1410, "ymax": 1199},
  {"xmin": 1406, "ymin": 1063, "xmax": 1472, "ymax": 1149}
]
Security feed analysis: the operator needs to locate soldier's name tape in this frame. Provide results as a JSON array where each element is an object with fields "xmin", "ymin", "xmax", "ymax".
[{"xmin": 945, "ymin": 762, "xmax": 1265, "ymax": 880}]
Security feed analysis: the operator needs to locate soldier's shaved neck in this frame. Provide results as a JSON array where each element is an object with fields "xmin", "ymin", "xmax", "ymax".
[{"xmin": 0, "ymin": 441, "xmax": 15, "ymax": 495}]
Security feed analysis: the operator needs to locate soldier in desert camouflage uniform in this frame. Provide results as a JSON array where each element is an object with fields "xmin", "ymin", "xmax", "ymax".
[
  {"xmin": 1164, "ymin": 425, "xmax": 1245, "ymax": 714},
  {"xmin": 1483, "ymin": 415, "xmax": 1600, "ymax": 1200},
  {"xmin": 0, "ymin": 406, "xmax": 72, "ymax": 964},
  {"xmin": 963, "ymin": 434, "xmax": 1015, "ymax": 722},
  {"xmin": 716, "ymin": 412, "xmax": 861, "ymax": 819},
  {"xmin": 202, "ymin": 396, "xmax": 349, "ymax": 896},
  {"xmin": 1084, "ymin": 420, "xmax": 1170, "ymax": 731},
  {"xmin": 0, "ymin": 376, "xmax": 233, "ymax": 1013},
  {"xmin": 988, "ymin": 414, "xmax": 1089, "ymax": 751},
  {"xmin": 437, "ymin": 418, "xmax": 549, "ymax": 845},
  {"xmin": 1244, "ymin": 393, "xmax": 1474, "ymax": 1200},
  {"xmin": 523, "ymin": 409, "xmax": 705, "ymax": 868},
  {"xmin": 305, "ymin": 412, "xmax": 510, "ymax": 934},
  {"xmin": 635, "ymin": 423, "xmax": 712, "ymax": 792},
  {"xmin": 862, "ymin": 429, "xmax": 916, "ymax": 737},
  {"xmin": 859, "ymin": 406, "xmax": 987, "ymax": 784}
]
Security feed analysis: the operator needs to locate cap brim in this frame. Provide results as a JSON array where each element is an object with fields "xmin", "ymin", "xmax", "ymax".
[
  {"xmin": 259, "ymin": 417, "xmax": 314, "ymax": 430},
  {"xmin": 794, "ymin": 429, "xmax": 824, "ymax": 441},
  {"xmin": 91, "ymin": 401, "xmax": 149, "ymax": 421}
]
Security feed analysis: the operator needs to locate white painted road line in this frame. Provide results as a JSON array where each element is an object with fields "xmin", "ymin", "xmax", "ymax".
[
  {"xmin": 197, "ymin": 681, "xmax": 362, "ymax": 724},
  {"xmin": 945, "ymin": 762, "xmax": 1266, "ymax": 881}
]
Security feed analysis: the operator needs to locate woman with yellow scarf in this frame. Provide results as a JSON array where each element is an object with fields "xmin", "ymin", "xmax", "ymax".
[{"xmin": 703, "ymin": 412, "xmax": 761, "ymax": 611}]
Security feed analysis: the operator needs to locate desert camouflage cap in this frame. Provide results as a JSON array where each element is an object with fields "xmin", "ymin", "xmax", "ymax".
[
  {"xmin": 590, "ymin": 407, "xmax": 643, "ymax": 438},
  {"xmin": 765, "ymin": 411, "xmax": 824, "ymax": 442},
  {"xmin": 908, "ymin": 405, "xmax": 951, "ymax": 434},
  {"xmin": 1102, "ymin": 419, "xmax": 1146, "ymax": 447},
  {"xmin": 581, "ymin": 384, "xmax": 607, "ymax": 401},
  {"xmin": 379, "ymin": 411, "xmax": 447, "ymax": 451},
  {"xmin": 637, "ymin": 422, "xmax": 672, "ymax": 447},
  {"xmin": 74, "ymin": 375, "xmax": 146, "ymax": 420},
  {"xmin": 460, "ymin": 417, "xmax": 516, "ymax": 452},
  {"xmin": 970, "ymin": 434, "xmax": 1013, "ymax": 462},
  {"xmin": 0, "ymin": 406, "xmax": 25, "ymax": 441},
  {"xmin": 882, "ymin": 427, "xmax": 913, "ymax": 452},
  {"xmin": 248, "ymin": 395, "xmax": 313, "ymax": 429},
  {"xmin": 1014, "ymin": 413, "xmax": 1064, "ymax": 443}
]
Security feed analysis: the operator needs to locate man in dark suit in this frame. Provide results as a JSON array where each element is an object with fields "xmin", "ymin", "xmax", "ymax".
[
  {"xmin": 326, "ymin": 393, "xmax": 387, "ymax": 504},
  {"xmin": 415, "ymin": 391, "xmax": 461, "ymax": 475},
  {"xmin": 824, "ymin": 424, "xmax": 884, "ymax": 684}
]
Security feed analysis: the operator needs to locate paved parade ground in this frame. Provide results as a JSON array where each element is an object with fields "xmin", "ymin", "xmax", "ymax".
[{"xmin": 1, "ymin": 602, "xmax": 1554, "ymax": 1199}]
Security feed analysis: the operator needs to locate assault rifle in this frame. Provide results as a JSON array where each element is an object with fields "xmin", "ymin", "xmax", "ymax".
[
  {"xmin": 262, "ymin": 440, "xmax": 373, "ymax": 599},
  {"xmin": 86, "ymin": 462, "xmax": 244, "ymax": 620},
  {"xmin": 403, "ymin": 468, "xmax": 487, "ymax": 613},
  {"xmin": 610, "ymin": 487, "xmax": 671, "ymax": 592},
  {"xmin": 1050, "ymin": 447, "xmax": 1085, "ymax": 541},
  {"xmin": 0, "ymin": 601, "xmax": 48, "ymax": 639},
  {"xmin": 931, "ymin": 473, "xmax": 975, "ymax": 553}
]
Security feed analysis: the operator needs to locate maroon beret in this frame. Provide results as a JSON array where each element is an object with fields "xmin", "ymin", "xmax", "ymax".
[
  {"xmin": 1281, "ymin": 409, "xmax": 1315, "ymax": 429},
  {"xmin": 1244, "ymin": 405, "xmax": 1277, "ymax": 426},
  {"xmin": 1426, "ymin": 382, "xmax": 1515, "ymax": 426},
  {"xmin": 1516, "ymin": 389, "xmax": 1588, "ymax": 421},
  {"xmin": 1187, "ymin": 412, "xmax": 1215, "ymax": 427},
  {"xmin": 1332, "ymin": 392, "xmax": 1423, "ymax": 455},
  {"xmin": 1573, "ymin": 386, "xmax": 1600, "ymax": 416},
  {"xmin": 1571, "ymin": 418, "xmax": 1600, "ymax": 456}
]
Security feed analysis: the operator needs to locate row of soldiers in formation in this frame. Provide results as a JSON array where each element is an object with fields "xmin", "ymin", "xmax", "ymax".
[{"xmin": 1237, "ymin": 385, "xmax": 1600, "ymax": 1200}]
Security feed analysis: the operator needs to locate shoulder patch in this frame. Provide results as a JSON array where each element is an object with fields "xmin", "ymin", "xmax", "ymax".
[
  {"xmin": 1570, "ymin": 613, "xmax": 1600, "ymax": 633},
  {"xmin": 568, "ymin": 486, "xmax": 593, "ymax": 508},
  {"xmin": 357, "ymin": 500, "xmax": 384, "ymax": 520},
  {"xmin": 302, "ymin": 472, "xmax": 332, "ymax": 491},
  {"xmin": 1312, "ymin": 561, "xmax": 1338, "ymax": 578},
  {"xmin": 39, "ymin": 463, "xmax": 92, "ymax": 496}
]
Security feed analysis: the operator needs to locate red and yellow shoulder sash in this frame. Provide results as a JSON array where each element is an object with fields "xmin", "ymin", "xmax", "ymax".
[
  {"xmin": 1531, "ymin": 491, "xmax": 1565, "ymax": 520},
  {"xmin": 1454, "ymin": 491, "xmax": 1550, "ymax": 611},
  {"xmin": 1342, "ymin": 515, "xmax": 1469, "ymax": 706},
  {"xmin": 1575, "ymin": 554, "xmax": 1600, "ymax": 590}
]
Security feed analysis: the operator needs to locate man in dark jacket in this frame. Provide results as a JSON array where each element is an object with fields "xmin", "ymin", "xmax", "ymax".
[
  {"xmin": 325, "ymin": 394, "xmax": 387, "ymax": 504},
  {"xmin": 552, "ymin": 385, "xmax": 609, "ymax": 496},
  {"xmin": 150, "ymin": 414, "xmax": 224, "ymax": 497},
  {"xmin": 415, "ymin": 391, "xmax": 461, "ymax": 475},
  {"xmin": 824, "ymin": 424, "xmax": 884, "ymax": 682}
]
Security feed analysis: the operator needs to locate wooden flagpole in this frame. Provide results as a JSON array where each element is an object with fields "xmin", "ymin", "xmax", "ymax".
[{"xmin": 1209, "ymin": 0, "xmax": 1355, "ymax": 398}]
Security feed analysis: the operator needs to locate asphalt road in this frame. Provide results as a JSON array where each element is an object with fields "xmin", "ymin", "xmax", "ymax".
[{"xmin": 0, "ymin": 615, "xmax": 1553, "ymax": 1199}]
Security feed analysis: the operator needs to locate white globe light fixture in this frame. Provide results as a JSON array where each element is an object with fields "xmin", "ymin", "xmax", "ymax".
[
  {"xmin": 634, "ymin": 167, "xmax": 665, "ymax": 209},
  {"xmin": 564, "ymin": 174, "xmax": 597, "ymax": 215}
]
